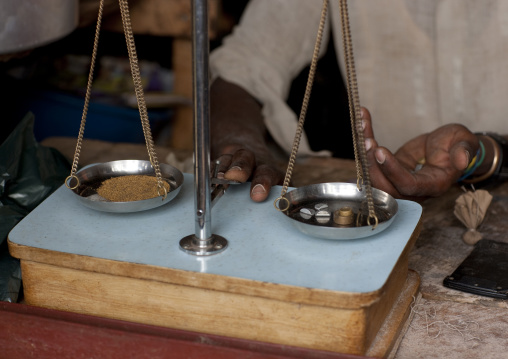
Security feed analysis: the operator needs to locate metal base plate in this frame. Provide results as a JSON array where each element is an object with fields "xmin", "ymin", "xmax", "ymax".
[
  {"xmin": 8, "ymin": 174, "xmax": 422, "ymax": 294},
  {"xmin": 179, "ymin": 234, "xmax": 228, "ymax": 256}
]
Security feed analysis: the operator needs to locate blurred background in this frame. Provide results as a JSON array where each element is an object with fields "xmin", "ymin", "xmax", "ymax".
[{"xmin": 0, "ymin": 0, "xmax": 249, "ymax": 148}]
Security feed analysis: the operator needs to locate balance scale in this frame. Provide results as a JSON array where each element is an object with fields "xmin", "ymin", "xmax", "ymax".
[{"xmin": 8, "ymin": 1, "xmax": 422, "ymax": 357}]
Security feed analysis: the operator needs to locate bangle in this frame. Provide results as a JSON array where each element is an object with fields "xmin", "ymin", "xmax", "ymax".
[
  {"xmin": 463, "ymin": 133, "xmax": 507, "ymax": 185},
  {"xmin": 458, "ymin": 140, "xmax": 485, "ymax": 182}
]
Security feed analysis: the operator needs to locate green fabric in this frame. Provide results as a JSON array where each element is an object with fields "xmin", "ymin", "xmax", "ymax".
[{"xmin": 0, "ymin": 112, "xmax": 71, "ymax": 301}]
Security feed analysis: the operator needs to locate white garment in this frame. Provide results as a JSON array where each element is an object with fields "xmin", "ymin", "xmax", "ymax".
[{"xmin": 210, "ymin": 0, "xmax": 508, "ymax": 154}]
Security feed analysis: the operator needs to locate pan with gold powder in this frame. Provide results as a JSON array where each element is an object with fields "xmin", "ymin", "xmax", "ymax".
[{"xmin": 66, "ymin": 160, "xmax": 184, "ymax": 213}]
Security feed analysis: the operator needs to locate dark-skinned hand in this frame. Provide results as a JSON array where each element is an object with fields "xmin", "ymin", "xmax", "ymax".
[
  {"xmin": 361, "ymin": 108, "xmax": 479, "ymax": 201},
  {"xmin": 211, "ymin": 78, "xmax": 479, "ymax": 203},
  {"xmin": 211, "ymin": 78, "xmax": 284, "ymax": 202},
  {"xmin": 213, "ymin": 143, "xmax": 284, "ymax": 202}
]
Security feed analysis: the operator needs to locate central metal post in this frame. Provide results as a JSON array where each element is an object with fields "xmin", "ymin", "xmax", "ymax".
[{"xmin": 179, "ymin": 0, "xmax": 228, "ymax": 255}]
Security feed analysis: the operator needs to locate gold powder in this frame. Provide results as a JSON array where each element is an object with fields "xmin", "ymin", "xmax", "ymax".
[{"xmin": 97, "ymin": 175, "xmax": 170, "ymax": 202}]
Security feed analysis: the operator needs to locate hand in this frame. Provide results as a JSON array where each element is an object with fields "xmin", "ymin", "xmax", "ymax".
[
  {"xmin": 361, "ymin": 108, "xmax": 479, "ymax": 200},
  {"xmin": 210, "ymin": 78, "xmax": 284, "ymax": 202},
  {"xmin": 213, "ymin": 144, "xmax": 284, "ymax": 202}
]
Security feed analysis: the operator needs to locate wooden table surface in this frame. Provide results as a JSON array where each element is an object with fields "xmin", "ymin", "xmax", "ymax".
[
  {"xmin": 291, "ymin": 155, "xmax": 508, "ymax": 359},
  {"xmin": 35, "ymin": 138, "xmax": 508, "ymax": 358},
  {"xmin": 277, "ymin": 152, "xmax": 508, "ymax": 358}
]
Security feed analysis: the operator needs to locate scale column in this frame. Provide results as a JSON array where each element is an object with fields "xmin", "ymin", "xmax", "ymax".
[{"xmin": 179, "ymin": 0, "xmax": 228, "ymax": 256}]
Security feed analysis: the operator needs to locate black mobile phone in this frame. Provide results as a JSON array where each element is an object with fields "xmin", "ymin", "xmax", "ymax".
[{"xmin": 443, "ymin": 239, "xmax": 508, "ymax": 299}]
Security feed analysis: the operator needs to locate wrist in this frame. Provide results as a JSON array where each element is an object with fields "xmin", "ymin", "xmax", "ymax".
[{"xmin": 462, "ymin": 133, "xmax": 508, "ymax": 185}]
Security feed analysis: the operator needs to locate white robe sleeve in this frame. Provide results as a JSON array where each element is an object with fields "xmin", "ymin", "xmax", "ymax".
[
  {"xmin": 210, "ymin": 0, "xmax": 331, "ymax": 156},
  {"xmin": 212, "ymin": 0, "xmax": 508, "ymax": 155}
]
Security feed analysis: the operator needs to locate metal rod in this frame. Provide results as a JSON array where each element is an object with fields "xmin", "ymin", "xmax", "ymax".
[
  {"xmin": 179, "ymin": 0, "xmax": 228, "ymax": 256},
  {"xmin": 193, "ymin": 0, "xmax": 211, "ymax": 241}
]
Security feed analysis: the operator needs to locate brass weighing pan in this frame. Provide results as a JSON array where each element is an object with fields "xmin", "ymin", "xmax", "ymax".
[
  {"xmin": 281, "ymin": 182, "xmax": 398, "ymax": 240},
  {"xmin": 67, "ymin": 160, "xmax": 183, "ymax": 213}
]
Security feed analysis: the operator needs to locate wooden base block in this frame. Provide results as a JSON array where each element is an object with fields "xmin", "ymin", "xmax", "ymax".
[
  {"xmin": 366, "ymin": 271, "xmax": 420, "ymax": 358},
  {"xmin": 18, "ymin": 254, "xmax": 419, "ymax": 357},
  {"xmin": 9, "ymin": 178, "xmax": 423, "ymax": 357}
]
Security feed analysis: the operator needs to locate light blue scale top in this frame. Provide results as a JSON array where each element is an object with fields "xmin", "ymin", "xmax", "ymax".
[{"xmin": 9, "ymin": 174, "xmax": 422, "ymax": 294}]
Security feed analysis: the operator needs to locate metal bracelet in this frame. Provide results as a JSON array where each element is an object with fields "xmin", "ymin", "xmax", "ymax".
[{"xmin": 463, "ymin": 134, "xmax": 501, "ymax": 184}]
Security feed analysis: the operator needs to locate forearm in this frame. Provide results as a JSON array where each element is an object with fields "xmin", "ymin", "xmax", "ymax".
[
  {"xmin": 210, "ymin": 77, "xmax": 271, "ymax": 158},
  {"xmin": 209, "ymin": 77, "xmax": 284, "ymax": 200}
]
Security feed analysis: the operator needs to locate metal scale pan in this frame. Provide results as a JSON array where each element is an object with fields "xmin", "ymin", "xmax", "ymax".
[
  {"xmin": 275, "ymin": 1, "xmax": 399, "ymax": 241},
  {"xmin": 63, "ymin": 2, "xmax": 184, "ymax": 214},
  {"xmin": 67, "ymin": 159, "xmax": 184, "ymax": 213},
  {"xmin": 280, "ymin": 182, "xmax": 398, "ymax": 240}
]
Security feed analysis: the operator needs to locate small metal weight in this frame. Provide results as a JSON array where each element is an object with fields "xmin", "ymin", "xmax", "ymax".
[{"xmin": 334, "ymin": 207, "xmax": 354, "ymax": 226}]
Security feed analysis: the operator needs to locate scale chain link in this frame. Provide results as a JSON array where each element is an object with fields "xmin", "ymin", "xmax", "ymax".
[
  {"xmin": 66, "ymin": 0, "xmax": 166, "ymax": 199},
  {"xmin": 66, "ymin": 0, "xmax": 105, "ymax": 189},
  {"xmin": 275, "ymin": 0, "xmax": 329, "ymax": 210},
  {"xmin": 118, "ymin": 0, "xmax": 165, "ymax": 198},
  {"xmin": 275, "ymin": 0, "xmax": 378, "ymax": 229},
  {"xmin": 339, "ymin": 0, "xmax": 377, "ymax": 227}
]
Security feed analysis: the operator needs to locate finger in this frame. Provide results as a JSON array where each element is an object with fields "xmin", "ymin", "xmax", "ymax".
[
  {"xmin": 374, "ymin": 147, "xmax": 428, "ymax": 196},
  {"xmin": 450, "ymin": 140, "xmax": 477, "ymax": 172},
  {"xmin": 360, "ymin": 107, "xmax": 379, "ymax": 162},
  {"xmin": 362, "ymin": 107, "xmax": 378, "ymax": 154},
  {"xmin": 365, "ymin": 137, "xmax": 378, "ymax": 153},
  {"xmin": 362, "ymin": 129, "xmax": 402, "ymax": 197},
  {"xmin": 424, "ymin": 124, "xmax": 478, "ymax": 169},
  {"xmin": 378, "ymin": 147, "xmax": 454, "ymax": 197},
  {"xmin": 450, "ymin": 142, "xmax": 472, "ymax": 172},
  {"xmin": 250, "ymin": 164, "xmax": 284, "ymax": 202},
  {"xmin": 213, "ymin": 154, "xmax": 233, "ymax": 178},
  {"xmin": 367, "ymin": 147, "xmax": 402, "ymax": 197},
  {"xmin": 360, "ymin": 107, "xmax": 374, "ymax": 139},
  {"xmin": 224, "ymin": 149, "xmax": 256, "ymax": 182}
]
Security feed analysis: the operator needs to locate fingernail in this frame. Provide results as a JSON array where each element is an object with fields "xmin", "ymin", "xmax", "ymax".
[
  {"xmin": 361, "ymin": 119, "xmax": 366, "ymax": 131},
  {"xmin": 251, "ymin": 184, "xmax": 265, "ymax": 194},
  {"xmin": 217, "ymin": 171, "xmax": 224, "ymax": 179},
  {"xmin": 375, "ymin": 149, "xmax": 386, "ymax": 164},
  {"xmin": 228, "ymin": 166, "xmax": 242, "ymax": 172},
  {"xmin": 465, "ymin": 150, "xmax": 470, "ymax": 166},
  {"xmin": 365, "ymin": 138, "xmax": 372, "ymax": 151},
  {"xmin": 360, "ymin": 108, "xmax": 365, "ymax": 118},
  {"xmin": 251, "ymin": 184, "xmax": 266, "ymax": 201}
]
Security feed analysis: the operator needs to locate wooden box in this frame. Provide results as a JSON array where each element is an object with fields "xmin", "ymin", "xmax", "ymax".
[
  {"xmin": 8, "ymin": 174, "xmax": 422, "ymax": 357},
  {"xmin": 0, "ymin": 301, "xmax": 374, "ymax": 359}
]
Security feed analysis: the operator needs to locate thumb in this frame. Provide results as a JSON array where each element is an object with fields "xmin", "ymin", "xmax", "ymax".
[{"xmin": 450, "ymin": 141, "xmax": 476, "ymax": 172}]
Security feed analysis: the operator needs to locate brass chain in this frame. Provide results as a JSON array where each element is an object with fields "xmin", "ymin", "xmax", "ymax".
[
  {"xmin": 275, "ymin": 0, "xmax": 378, "ymax": 228},
  {"xmin": 66, "ymin": 0, "xmax": 166, "ymax": 199},
  {"xmin": 274, "ymin": 0, "xmax": 329, "ymax": 211},
  {"xmin": 338, "ymin": 0, "xmax": 377, "ymax": 227},
  {"xmin": 118, "ymin": 0, "xmax": 165, "ymax": 198},
  {"xmin": 66, "ymin": 0, "xmax": 105, "ymax": 189},
  {"xmin": 338, "ymin": 0, "xmax": 362, "ymax": 185}
]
